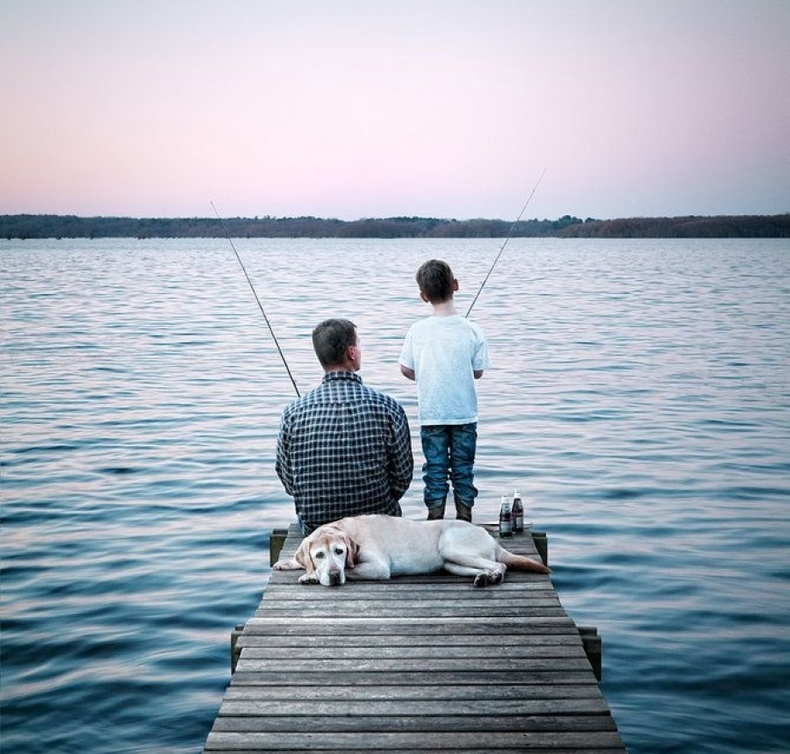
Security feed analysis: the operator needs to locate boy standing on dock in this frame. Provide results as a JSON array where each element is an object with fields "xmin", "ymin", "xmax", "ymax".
[{"xmin": 399, "ymin": 259, "xmax": 490, "ymax": 522}]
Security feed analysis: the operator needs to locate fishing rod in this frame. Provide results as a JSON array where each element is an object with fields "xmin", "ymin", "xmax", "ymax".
[
  {"xmin": 211, "ymin": 201, "xmax": 301, "ymax": 397},
  {"xmin": 465, "ymin": 166, "xmax": 547, "ymax": 318}
]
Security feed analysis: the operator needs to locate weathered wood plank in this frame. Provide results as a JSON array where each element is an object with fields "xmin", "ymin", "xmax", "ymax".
[
  {"xmin": 260, "ymin": 581, "xmax": 556, "ymax": 597},
  {"xmin": 235, "ymin": 655, "xmax": 595, "ymax": 674},
  {"xmin": 228, "ymin": 670, "xmax": 601, "ymax": 687},
  {"xmin": 236, "ymin": 632, "xmax": 587, "ymax": 649},
  {"xmin": 217, "ymin": 698, "xmax": 613, "ymax": 718},
  {"xmin": 205, "ymin": 729, "xmax": 626, "ymax": 751},
  {"xmin": 207, "ymin": 749, "xmax": 625, "ymax": 754},
  {"xmin": 242, "ymin": 615, "xmax": 579, "ymax": 632},
  {"xmin": 256, "ymin": 591, "xmax": 561, "ymax": 604},
  {"xmin": 206, "ymin": 748, "xmax": 626, "ymax": 754},
  {"xmin": 244, "ymin": 613, "xmax": 579, "ymax": 624},
  {"xmin": 237, "ymin": 644, "xmax": 590, "ymax": 660},
  {"xmin": 212, "ymin": 714, "xmax": 617, "ymax": 733},
  {"xmin": 221, "ymin": 683, "xmax": 607, "ymax": 701},
  {"xmin": 254, "ymin": 606, "xmax": 568, "ymax": 619}
]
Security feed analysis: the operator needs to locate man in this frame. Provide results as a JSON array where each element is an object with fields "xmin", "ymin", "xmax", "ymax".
[{"xmin": 276, "ymin": 318, "xmax": 414, "ymax": 534}]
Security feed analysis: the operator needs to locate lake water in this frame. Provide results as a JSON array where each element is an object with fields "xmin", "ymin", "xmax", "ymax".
[{"xmin": 2, "ymin": 237, "xmax": 789, "ymax": 754}]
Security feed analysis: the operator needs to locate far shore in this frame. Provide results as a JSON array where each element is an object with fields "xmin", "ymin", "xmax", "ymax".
[{"xmin": 1, "ymin": 212, "xmax": 788, "ymax": 239}]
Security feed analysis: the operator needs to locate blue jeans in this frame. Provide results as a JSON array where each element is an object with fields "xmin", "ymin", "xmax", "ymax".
[{"xmin": 420, "ymin": 423, "xmax": 478, "ymax": 509}]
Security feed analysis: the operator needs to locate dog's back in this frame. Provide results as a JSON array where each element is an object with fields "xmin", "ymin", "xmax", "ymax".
[{"xmin": 342, "ymin": 515, "xmax": 447, "ymax": 576}]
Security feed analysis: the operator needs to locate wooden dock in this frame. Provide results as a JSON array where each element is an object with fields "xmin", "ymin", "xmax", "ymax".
[{"xmin": 203, "ymin": 523, "xmax": 628, "ymax": 753}]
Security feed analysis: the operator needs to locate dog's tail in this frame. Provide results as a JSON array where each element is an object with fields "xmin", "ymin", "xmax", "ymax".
[{"xmin": 498, "ymin": 548, "xmax": 551, "ymax": 574}]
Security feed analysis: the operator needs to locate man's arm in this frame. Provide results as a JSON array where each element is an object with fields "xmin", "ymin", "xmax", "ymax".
[
  {"xmin": 400, "ymin": 364, "xmax": 415, "ymax": 381},
  {"xmin": 274, "ymin": 420, "xmax": 293, "ymax": 495},
  {"xmin": 388, "ymin": 405, "xmax": 414, "ymax": 500}
]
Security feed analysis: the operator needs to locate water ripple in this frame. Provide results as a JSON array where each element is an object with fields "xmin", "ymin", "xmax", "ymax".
[{"xmin": 2, "ymin": 237, "xmax": 789, "ymax": 754}]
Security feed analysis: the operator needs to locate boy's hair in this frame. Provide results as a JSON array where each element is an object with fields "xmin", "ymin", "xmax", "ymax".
[
  {"xmin": 312, "ymin": 318, "xmax": 357, "ymax": 367},
  {"xmin": 416, "ymin": 259, "xmax": 454, "ymax": 303}
]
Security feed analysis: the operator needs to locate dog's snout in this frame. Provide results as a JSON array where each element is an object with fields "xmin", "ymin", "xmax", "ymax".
[{"xmin": 327, "ymin": 570, "xmax": 343, "ymax": 586}]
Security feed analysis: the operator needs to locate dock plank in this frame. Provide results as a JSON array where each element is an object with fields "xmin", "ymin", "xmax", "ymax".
[
  {"xmin": 203, "ymin": 523, "xmax": 627, "ymax": 753},
  {"xmin": 206, "ymin": 730, "xmax": 625, "ymax": 751},
  {"xmin": 222, "ymin": 684, "xmax": 607, "ymax": 702}
]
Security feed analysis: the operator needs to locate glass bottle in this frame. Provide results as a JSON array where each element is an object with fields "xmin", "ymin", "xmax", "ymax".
[
  {"xmin": 499, "ymin": 496, "xmax": 513, "ymax": 538},
  {"xmin": 512, "ymin": 489, "xmax": 524, "ymax": 533}
]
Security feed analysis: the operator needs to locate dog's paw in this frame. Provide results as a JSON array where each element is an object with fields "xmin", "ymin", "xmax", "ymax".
[
  {"xmin": 473, "ymin": 570, "xmax": 504, "ymax": 588},
  {"xmin": 298, "ymin": 573, "xmax": 319, "ymax": 585},
  {"xmin": 273, "ymin": 557, "xmax": 301, "ymax": 570}
]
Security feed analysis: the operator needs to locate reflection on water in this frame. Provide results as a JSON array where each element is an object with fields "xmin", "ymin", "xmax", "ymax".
[{"xmin": 2, "ymin": 237, "xmax": 789, "ymax": 753}]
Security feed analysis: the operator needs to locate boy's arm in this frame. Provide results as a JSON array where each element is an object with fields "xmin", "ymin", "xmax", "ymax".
[
  {"xmin": 473, "ymin": 369, "xmax": 484, "ymax": 379},
  {"xmin": 400, "ymin": 364, "xmax": 416, "ymax": 380}
]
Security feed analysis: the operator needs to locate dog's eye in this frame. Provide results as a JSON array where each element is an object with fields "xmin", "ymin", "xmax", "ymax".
[
  {"xmin": 333, "ymin": 547, "xmax": 345, "ymax": 556},
  {"xmin": 314, "ymin": 551, "xmax": 325, "ymax": 559}
]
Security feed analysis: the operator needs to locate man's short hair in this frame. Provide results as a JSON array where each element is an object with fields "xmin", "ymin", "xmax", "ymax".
[
  {"xmin": 312, "ymin": 318, "xmax": 357, "ymax": 367},
  {"xmin": 416, "ymin": 259, "xmax": 454, "ymax": 303}
]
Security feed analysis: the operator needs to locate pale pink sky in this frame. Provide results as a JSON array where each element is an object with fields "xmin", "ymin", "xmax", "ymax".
[{"xmin": 1, "ymin": 0, "xmax": 788, "ymax": 221}]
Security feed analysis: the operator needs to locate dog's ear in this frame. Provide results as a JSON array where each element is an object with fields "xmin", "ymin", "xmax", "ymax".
[
  {"xmin": 345, "ymin": 534, "xmax": 360, "ymax": 569},
  {"xmin": 293, "ymin": 536, "xmax": 314, "ymax": 574}
]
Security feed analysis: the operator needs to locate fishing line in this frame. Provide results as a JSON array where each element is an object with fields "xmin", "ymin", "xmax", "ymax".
[
  {"xmin": 211, "ymin": 201, "xmax": 301, "ymax": 397},
  {"xmin": 465, "ymin": 166, "xmax": 547, "ymax": 318}
]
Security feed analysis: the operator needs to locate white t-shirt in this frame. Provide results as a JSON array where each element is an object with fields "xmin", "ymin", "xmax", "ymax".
[{"xmin": 399, "ymin": 314, "xmax": 491, "ymax": 425}]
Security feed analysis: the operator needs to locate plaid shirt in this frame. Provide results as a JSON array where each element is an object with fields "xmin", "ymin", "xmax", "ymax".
[{"xmin": 276, "ymin": 371, "xmax": 414, "ymax": 533}]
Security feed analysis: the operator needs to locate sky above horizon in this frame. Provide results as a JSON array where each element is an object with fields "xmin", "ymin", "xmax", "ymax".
[{"xmin": 2, "ymin": 0, "xmax": 788, "ymax": 221}]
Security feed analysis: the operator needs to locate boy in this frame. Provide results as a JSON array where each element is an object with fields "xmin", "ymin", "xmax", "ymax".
[{"xmin": 398, "ymin": 259, "xmax": 490, "ymax": 521}]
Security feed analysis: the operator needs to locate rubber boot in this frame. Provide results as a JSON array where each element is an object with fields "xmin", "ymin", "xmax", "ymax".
[
  {"xmin": 426, "ymin": 500, "xmax": 446, "ymax": 520},
  {"xmin": 455, "ymin": 502, "xmax": 473, "ymax": 522}
]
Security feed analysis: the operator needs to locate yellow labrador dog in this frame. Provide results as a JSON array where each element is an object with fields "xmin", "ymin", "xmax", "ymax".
[{"xmin": 273, "ymin": 514, "xmax": 550, "ymax": 588}]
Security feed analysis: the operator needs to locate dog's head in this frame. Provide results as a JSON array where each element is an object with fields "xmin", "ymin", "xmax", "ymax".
[{"xmin": 294, "ymin": 522, "xmax": 360, "ymax": 586}]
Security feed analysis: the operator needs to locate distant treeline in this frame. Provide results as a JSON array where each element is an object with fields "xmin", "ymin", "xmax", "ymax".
[{"xmin": 2, "ymin": 213, "xmax": 788, "ymax": 239}]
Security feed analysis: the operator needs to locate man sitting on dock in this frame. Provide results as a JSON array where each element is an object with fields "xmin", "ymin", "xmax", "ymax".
[{"xmin": 275, "ymin": 318, "xmax": 414, "ymax": 534}]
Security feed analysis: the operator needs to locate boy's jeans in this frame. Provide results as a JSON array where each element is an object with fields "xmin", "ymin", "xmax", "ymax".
[{"xmin": 420, "ymin": 423, "xmax": 478, "ymax": 509}]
